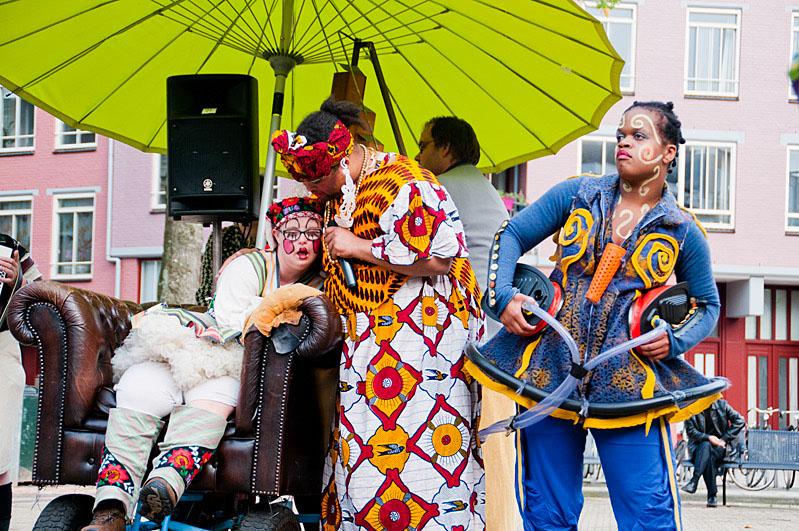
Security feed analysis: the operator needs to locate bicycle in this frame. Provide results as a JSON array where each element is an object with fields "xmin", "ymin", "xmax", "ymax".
[{"xmin": 728, "ymin": 407, "xmax": 779, "ymax": 491}]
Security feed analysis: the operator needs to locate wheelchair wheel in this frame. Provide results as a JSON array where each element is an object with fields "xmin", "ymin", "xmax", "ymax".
[
  {"xmin": 32, "ymin": 494, "xmax": 94, "ymax": 531},
  {"xmin": 235, "ymin": 505, "xmax": 301, "ymax": 531}
]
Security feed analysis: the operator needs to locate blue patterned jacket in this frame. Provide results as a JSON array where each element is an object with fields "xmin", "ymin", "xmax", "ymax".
[{"xmin": 486, "ymin": 174, "xmax": 720, "ymax": 410}]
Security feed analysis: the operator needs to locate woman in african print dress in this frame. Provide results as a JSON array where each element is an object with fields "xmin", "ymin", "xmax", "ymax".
[
  {"xmin": 272, "ymin": 98, "xmax": 486, "ymax": 531},
  {"xmin": 81, "ymin": 198, "xmax": 324, "ymax": 531}
]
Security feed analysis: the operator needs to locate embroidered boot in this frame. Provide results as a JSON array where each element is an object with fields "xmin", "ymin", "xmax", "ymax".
[
  {"xmin": 138, "ymin": 405, "xmax": 227, "ymax": 524},
  {"xmin": 82, "ymin": 407, "xmax": 164, "ymax": 528}
]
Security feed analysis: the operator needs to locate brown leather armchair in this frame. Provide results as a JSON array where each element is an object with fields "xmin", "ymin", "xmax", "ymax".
[{"xmin": 6, "ymin": 280, "xmax": 342, "ymax": 499}]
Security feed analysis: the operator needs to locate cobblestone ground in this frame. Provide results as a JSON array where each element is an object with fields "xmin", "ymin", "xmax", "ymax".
[
  {"xmin": 11, "ymin": 483, "xmax": 799, "ymax": 530},
  {"xmin": 580, "ymin": 497, "xmax": 799, "ymax": 531}
]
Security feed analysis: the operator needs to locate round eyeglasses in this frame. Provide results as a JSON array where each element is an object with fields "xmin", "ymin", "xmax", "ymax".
[{"xmin": 279, "ymin": 228, "xmax": 323, "ymax": 241}]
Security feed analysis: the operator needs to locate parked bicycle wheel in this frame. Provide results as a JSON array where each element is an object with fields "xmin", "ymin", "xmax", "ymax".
[{"xmin": 729, "ymin": 466, "xmax": 776, "ymax": 491}]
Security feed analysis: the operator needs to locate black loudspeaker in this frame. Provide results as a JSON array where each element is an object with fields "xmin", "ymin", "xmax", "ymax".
[{"xmin": 167, "ymin": 74, "xmax": 259, "ymax": 223}]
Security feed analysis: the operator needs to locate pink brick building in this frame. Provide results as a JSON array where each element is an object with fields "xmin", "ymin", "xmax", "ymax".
[{"xmin": 0, "ymin": 105, "xmax": 165, "ymax": 303}]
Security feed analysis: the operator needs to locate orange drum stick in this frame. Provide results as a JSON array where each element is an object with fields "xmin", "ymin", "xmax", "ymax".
[{"xmin": 586, "ymin": 243, "xmax": 626, "ymax": 303}]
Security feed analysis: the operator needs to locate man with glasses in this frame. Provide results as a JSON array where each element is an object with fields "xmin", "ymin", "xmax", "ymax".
[{"xmin": 415, "ymin": 117, "xmax": 507, "ymax": 298}]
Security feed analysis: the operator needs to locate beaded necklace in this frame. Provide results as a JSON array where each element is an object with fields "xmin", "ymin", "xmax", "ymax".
[{"xmin": 323, "ymin": 144, "xmax": 376, "ymax": 264}]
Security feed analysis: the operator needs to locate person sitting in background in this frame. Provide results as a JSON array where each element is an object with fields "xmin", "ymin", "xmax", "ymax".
[
  {"xmin": 682, "ymin": 398, "xmax": 745, "ymax": 507},
  {"xmin": 81, "ymin": 198, "xmax": 324, "ymax": 531}
]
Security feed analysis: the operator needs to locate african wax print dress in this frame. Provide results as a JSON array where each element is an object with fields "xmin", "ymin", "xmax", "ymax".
[{"xmin": 321, "ymin": 155, "xmax": 486, "ymax": 531}]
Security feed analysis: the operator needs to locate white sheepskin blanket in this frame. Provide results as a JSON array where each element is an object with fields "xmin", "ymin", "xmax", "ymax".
[{"xmin": 112, "ymin": 314, "xmax": 243, "ymax": 391}]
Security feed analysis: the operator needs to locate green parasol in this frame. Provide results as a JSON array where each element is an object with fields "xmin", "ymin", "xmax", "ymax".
[{"xmin": 0, "ymin": 0, "xmax": 623, "ymax": 247}]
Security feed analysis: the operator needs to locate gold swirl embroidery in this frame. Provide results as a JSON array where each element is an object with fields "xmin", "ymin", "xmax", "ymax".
[
  {"xmin": 558, "ymin": 208, "xmax": 594, "ymax": 286},
  {"xmin": 631, "ymin": 233, "xmax": 679, "ymax": 288}
]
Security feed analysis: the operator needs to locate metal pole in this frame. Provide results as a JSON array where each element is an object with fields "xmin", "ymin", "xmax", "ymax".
[
  {"xmin": 366, "ymin": 41, "xmax": 407, "ymax": 156},
  {"xmin": 256, "ymin": 1, "xmax": 297, "ymax": 250}
]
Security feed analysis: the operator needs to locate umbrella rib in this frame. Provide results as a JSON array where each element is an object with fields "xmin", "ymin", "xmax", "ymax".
[
  {"xmin": 456, "ymin": 0, "xmax": 618, "ymax": 59},
  {"xmin": 291, "ymin": 0, "xmax": 361, "ymax": 59},
  {"xmin": 304, "ymin": 0, "xmax": 339, "ymax": 67},
  {"xmin": 0, "ymin": 0, "xmax": 119, "ymax": 48},
  {"xmin": 291, "ymin": 0, "xmax": 333, "ymax": 53},
  {"xmin": 245, "ymin": 0, "xmax": 274, "ymax": 73},
  {"xmin": 172, "ymin": 0, "xmax": 262, "ymax": 53},
  {"xmin": 352, "ymin": 0, "xmax": 552, "ymax": 153},
  {"xmin": 192, "ymin": 0, "xmax": 264, "ymax": 72},
  {"xmin": 76, "ymin": 0, "xmax": 231, "ymax": 124},
  {"xmin": 427, "ymin": 0, "xmax": 620, "ymax": 92},
  {"xmin": 9, "ymin": 0, "xmax": 197, "ymax": 91},
  {"xmin": 364, "ymin": 0, "xmax": 615, "ymax": 147},
  {"xmin": 399, "ymin": 0, "xmax": 620, "ymax": 96},
  {"xmin": 292, "ymin": 0, "xmax": 381, "ymax": 55}
]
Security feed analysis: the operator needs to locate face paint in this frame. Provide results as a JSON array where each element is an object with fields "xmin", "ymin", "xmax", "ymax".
[
  {"xmin": 621, "ymin": 180, "xmax": 632, "ymax": 192},
  {"xmin": 641, "ymin": 203, "xmax": 651, "ymax": 215},
  {"xmin": 282, "ymin": 238, "xmax": 295, "ymax": 255},
  {"xmin": 630, "ymin": 113, "xmax": 662, "ymax": 145},
  {"xmin": 613, "ymin": 208, "xmax": 635, "ymax": 241},
  {"xmin": 313, "ymin": 239, "xmax": 321, "ymax": 254}
]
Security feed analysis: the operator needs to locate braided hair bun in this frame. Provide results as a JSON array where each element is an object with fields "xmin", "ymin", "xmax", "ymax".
[{"xmin": 297, "ymin": 97, "xmax": 365, "ymax": 144}]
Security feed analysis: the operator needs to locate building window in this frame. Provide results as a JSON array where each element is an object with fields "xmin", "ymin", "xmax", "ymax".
[
  {"xmin": 152, "ymin": 155, "xmax": 167, "ymax": 211},
  {"xmin": 579, "ymin": 137, "xmax": 617, "ymax": 176},
  {"xmin": 667, "ymin": 141, "xmax": 735, "ymax": 229},
  {"xmin": 685, "ymin": 8, "xmax": 741, "ymax": 98},
  {"xmin": 788, "ymin": 146, "xmax": 799, "ymax": 233},
  {"xmin": 745, "ymin": 288, "xmax": 799, "ymax": 341},
  {"xmin": 140, "ymin": 259, "xmax": 161, "ymax": 303},
  {"xmin": 55, "ymin": 120, "xmax": 96, "ymax": 150},
  {"xmin": 584, "ymin": 2, "xmax": 636, "ymax": 93},
  {"xmin": 0, "ymin": 196, "xmax": 33, "ymax": 249},
  {"xmin": 491, "ymin": 164, "xmax": 527, "ymax": 215},
  {"xmin": 1, "ymin": 86, "xmax": 34, "ymax": 151},
  {"xmin": 51, "ymin": 193, "xmax": 95, "ymax": 279}
]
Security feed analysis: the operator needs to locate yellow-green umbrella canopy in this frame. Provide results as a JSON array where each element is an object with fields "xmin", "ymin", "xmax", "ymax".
[{"xmin": 0, "ymin": 0, "xmax": 622, "ymax": 173}]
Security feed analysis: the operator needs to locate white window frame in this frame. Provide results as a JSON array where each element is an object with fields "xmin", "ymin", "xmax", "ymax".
[
  {"xmin": 140, "ymin": 259, "xmax": 162, "ymax": 303},
  {"xmin": 577, "ymin": 136, "xmax": 617, "ymax": 176},
  {"xmin": 54, "ymin": 120, "xmax": 96, "ymax": 150},
  {"xmin": 787, "ymin": 146, "xmax": 799, "ymax": 234},
  {"xmin": 585, "ymin": 2, "xmax": 637, "ymax": 93},
  {"xmin": 0, "ymin": 194, "xmax": 34, "ymax": 249},
  {"xmin": 1, "ymin": 86, "xmax": 35, "ymax": 152},
  {"xmin": 50, "ymin": 192, "xmax": 96, "ymax": 280},
  {"xmin": 791, "ymin": 12, "xmax": 799, "ymax": 102},
  {"xmin": 672, "ymin": 140, "xmax": 736, "ymax": 230},
  {"xmin": 151, "ymin": 154, "xmax": 167, "ymax": 212},
  {"xmin": 684, "ymin": 7, "xmax": 741, "ymax": 98}
]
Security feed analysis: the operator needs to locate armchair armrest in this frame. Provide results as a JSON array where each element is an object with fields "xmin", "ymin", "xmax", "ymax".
[
  {"xmin": 8, "ymin": 281, "xmax": 142, "ymax": 426},
  {"xmin": 6, "ymin": 281, "xmax": 142, "ymax": 483},
  {"xmin": 237, "ymin": 293, "xmax": 343, "ymax": 495}
]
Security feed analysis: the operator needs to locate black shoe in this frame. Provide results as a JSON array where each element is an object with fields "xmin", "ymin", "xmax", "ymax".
[
  {"xmin": 681, "ymin": 480, "xmax": 698, "ymax": 494},
  {"xmin": 707, "ymin": 495, "xmax": 717, "ymax": 508}
]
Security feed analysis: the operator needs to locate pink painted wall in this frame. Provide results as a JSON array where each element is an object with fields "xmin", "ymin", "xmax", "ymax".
[
  {"xmin": 0, "ymin": 108, "xmax": 116, "ymax": 295},
  {"xmin": 526, "ymin": 0, "xmax": 799, "ymax": 274}
]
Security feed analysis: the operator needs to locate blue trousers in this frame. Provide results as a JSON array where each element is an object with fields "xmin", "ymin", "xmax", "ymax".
[{"xmin": 516, "ymin": 416, "xmax": 682, "ymax": 531}]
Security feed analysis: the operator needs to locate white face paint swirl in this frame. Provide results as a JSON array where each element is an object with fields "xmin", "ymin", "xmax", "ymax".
[
  {"xmin": 638, "ymin": 165, "xmax": 661, "ymax": 196},
  {"xmin": 614, "ymin": 208, "xmax": 635, "ymax": 240},
  {"xmin": 630, "ymin": 113, "xmax": 662, "ymax": 145}
]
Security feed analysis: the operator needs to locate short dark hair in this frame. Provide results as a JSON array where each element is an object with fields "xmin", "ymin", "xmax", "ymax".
[
  {"xmin": 624, "ymin": 101, "xmax": 686, "ymax": 174},
  {"xmin": 297, "ymin": 97, "xmax": 365, "ymax": 143},
  {"xmin": 425, "ymin": 116, "xmax": 480, "ymax": 165}
]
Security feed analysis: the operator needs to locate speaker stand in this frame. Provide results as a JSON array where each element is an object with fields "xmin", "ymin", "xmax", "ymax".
[{"xmin": 212, "ymin": 219, "xmax": 223, "ymax": 291}]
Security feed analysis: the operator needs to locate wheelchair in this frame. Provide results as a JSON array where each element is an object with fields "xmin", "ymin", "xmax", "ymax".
[{"xmin": 6, "ymin": 281, "xmax": 342, "ymax": 530}]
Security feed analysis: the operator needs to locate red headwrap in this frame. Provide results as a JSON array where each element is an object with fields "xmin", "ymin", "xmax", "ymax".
[{"xmin": 271, "ymin": 121, "xmax": 354, "ymax": 182}]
